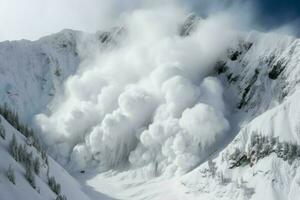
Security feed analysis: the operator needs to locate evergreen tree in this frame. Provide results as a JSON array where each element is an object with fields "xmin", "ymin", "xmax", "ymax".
[
  {"xmin": 264, "ymin": 136, "xmax": 272, "ymax": 155},
  {"xmin": 276, "ymin": 142, "xmax": 283, "ymax": 156},
  {"xmin": 33, "ymin": 157, "xmax": 40, "ymax": 175},
  {"xmin": 25, "ymin": 163, "xmax": 36, "ymax": 189},
  {"xmin": 9, "ymin": 134, "xmax": 19, "ymax": 161},
  {"xmin": 208, "ymin": 159, "xmax": 217, "ymax": 177},
  {"xmin": 256, "ymin": 135, "xmax": 263, "ymax": 157},
  {"xmin": 270, "ymin": 137, "xmax": 276, "ymax": 147},
  {"xmin": 0, "ymin": 123, "xmax": 5, "ymax": 139},
  {"xmin": 282, "ymin": 142, "xmax": 289, "ymax": 160},
  {"xmin": 25, "ymin": 152, "xmax": 33, "ymax": 169},
  {"xmin": 6, "ymin": 164, "xmax": 16, "ymax": 185},
  {"xmin": 288, "ymin": 144, "xmax": 297, "ymax": 160},
  {"xmin": 56, "ymin": 194, "xmax": 67, "ymax": 200},
  {"xmin": 17, "ymin": 144, "xmax": 26, "ymax": 163},
  {"xmin": 0, "ymin": 104, "xmax": 44, "ymax": 153},
  {"xmin": 32, "ymin": 136, "xmax": 42, "ymax": 152},
  {"xmin": 41, "ymin": 149, "xmax": 49, "ymax": 166},
  {"xmin": 296, "ymin": 146, "xmax": 300, "ymax": 157},
  {"xmin": 48, "ymin": 176, "xmax": 61, "ymax": 195},
  {"xmin": 55, "ymin": 182, "xmax": 61, "ymax": 195},
  {"xmin": 45, "ymin": 155, "xmax": 49, "ymax": 167}
]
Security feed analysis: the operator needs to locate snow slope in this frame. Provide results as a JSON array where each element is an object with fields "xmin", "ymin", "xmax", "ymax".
[
  {"xmin": 176, "ymin": 31, "xmax": 300, "ymax": 200},
  {"xmin": 0, "ymin": 28, "xmax": 120, "ymax": 123},
  {"xmin": 0, "ymin": 115, "xmax": 115, "ymax": 200},
  {"xmin": 0, "ymin": 30, "xmax": 81, "ymax": 122}
]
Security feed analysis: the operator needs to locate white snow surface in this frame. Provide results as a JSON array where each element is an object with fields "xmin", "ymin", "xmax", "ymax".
[
  {"xmin": 0, "ymin": 29, "xmax": 81, "ymax": 122},
  {"xmin": 0, "ymin": 115, "xmax": 101, "ymax": 200}
]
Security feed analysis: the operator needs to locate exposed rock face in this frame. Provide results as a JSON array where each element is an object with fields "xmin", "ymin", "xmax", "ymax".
[{"xmin": 179, "ymin": 13, "xmax": 201, "ymax": 36}]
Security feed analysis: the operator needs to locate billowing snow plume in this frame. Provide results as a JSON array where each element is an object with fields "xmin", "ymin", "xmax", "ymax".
[{"xmin": 35, "ymin": 4, "xmax": 245, "ymax": 174}]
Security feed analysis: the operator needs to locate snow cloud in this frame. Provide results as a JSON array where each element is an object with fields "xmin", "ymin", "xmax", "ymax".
[
  {"xmin": 0, "ymin": 0, "xmax": 299, "ymax": 41},
  {"xmin": 34, "ymin": 1, "xmax": 255, "ymax": 174}
]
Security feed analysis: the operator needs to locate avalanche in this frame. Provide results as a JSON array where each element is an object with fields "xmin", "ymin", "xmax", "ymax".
[{"xmin": 35, "ymin": 8, "xmax": 239, "ymax": 175}]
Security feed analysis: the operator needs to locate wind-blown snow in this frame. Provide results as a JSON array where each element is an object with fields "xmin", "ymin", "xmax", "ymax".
[{"xmin": 35, "ymin": 6, "xmax": 242, "ymax": 174}]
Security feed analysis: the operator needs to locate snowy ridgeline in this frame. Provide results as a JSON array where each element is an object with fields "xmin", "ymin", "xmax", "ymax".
[
  {"xmin": 0, "ymin": 28, "xmax": 121, "ymax": 123},
  {"xmin": 0, "ymin": 112, "xmax": 91, "ymax": 200}
]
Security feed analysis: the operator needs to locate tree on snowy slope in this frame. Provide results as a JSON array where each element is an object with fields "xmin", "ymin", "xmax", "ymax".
[
  {"xmin": 48, "ymin": 176, "xmax": 61, "ymax": 195},
  {"xmin": 56, "ymin": 194, "xmax": 67, "ymax": 200},
  {"xmin": 6, "ymin": 164, "xmax": 16, "ymax": 185},
  {"xmin": 9, "ymin": 134, "xmax": 18, "ymax": 160},
  {"xmin": 0, "ymin": 119, "xmax": 5, "ymax": 139},
  {"xmin": 229, "ymin": 133, "xmax": 300, "ymax": 168},
  {"xmin": 25, "ymin": 161, "xmax": 36, "ymax": 189},
  {"xmin": 0, "ymin": 104, "xmax": 43, "ymax": 153},
  {"xmin": 33, "ymin": 157, "xmax": 40, "ymax": 175}
]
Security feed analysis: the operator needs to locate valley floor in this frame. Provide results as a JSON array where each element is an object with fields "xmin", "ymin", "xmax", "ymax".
[{"xmin": 75, "ymin": 170, "xmax": 194, "ymax": 200}]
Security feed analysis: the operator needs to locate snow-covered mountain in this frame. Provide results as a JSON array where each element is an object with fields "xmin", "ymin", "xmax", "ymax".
[
  {"xmin": 0, "ymin": 28, "xmax": 121, "ymax": 122},
  {"xmin": 0, "ymin": 30, "xmax": 79, "ymax": 122},
  {"xmin": 0, "ymin": 114, "xmax": 94, "ymax": 200},
  {"xmin": 1, "ymin": 13, "xmax": 300, "ymax": 200}
]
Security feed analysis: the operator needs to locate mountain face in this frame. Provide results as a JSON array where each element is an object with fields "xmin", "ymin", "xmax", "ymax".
[
  {"xmin": 0, "ymin": 30, "xmax": 80, "ymax": 122},
  {"xmin": 0, "ymin": 29, "xmax": 121, "ymax": 122},
  {"xmin": 0, "ymin": 114, "xmax": 95, "ymax": 200},
  {"xmin": 1, "ymin": 15, "xmax": 300, "ymax": 200},
  {"xmin": 183, "ymin": 32, "xmax": 300, "ymax": 200}
]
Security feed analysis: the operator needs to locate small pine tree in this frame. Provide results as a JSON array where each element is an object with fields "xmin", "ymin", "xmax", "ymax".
[
  {"xmin": 54, "ymin": 67, "xmax": 61, "ymax": 77},
  {"xmin": 9, "ymin": 134, "xmax": 19, "ymax": 161},
  {"xmin": 25, "ymin": 163, "xmax": 36, "ymax": 189},
  {"xmin": 48, "ymin": 176, "xmax": 61, "ymax": 195},
  {"xmin": 32, "ymin": 136, "xmax": 42, "ymax": 152},
  {"xmin": 56, "ymin": 194, "xmax": 67, "ymax": 200},
  {"xmin": 208, "ymin": 159, "xmax": 217, "ymax": 177},
  {"xmin": 17, "ymin": 144, "xmax": 26, "ymax": 163},
  {"xmin": 270, "ymin": 137, "xmax": 276, "ymax": 147},
  {"xmin": 33, "ymin": 157, "xmax": 40, "ymax": 175},
  {"xmin": 0, "ymin": 123, "xmax": 5, "ymax": 139},
  {"xmin": 256, "ymin": 135, "xmax": 263, "ymax": 157},
  {"xmin": 25, "ymin": 152, "xmax": 33, "ymax": 171},
  {"xmin": 296, "ymin": 146, "xmax": 300, "ymax": 157},
  {"xmin": 250, "ymin": 133, "xmax": 258, "ymax": 147},
  {"xmin": 9, "ymin": 134, "xmax": 17, "ymax": 150},
  {"xmin": 45, "ymin": 155, "xmax": 49, "ymax": 167},
  {"xmin": 282, "ymin": 142, "xmax": 289, "ymax": 160},
  {"xmin": 41, "ymin": 150, "xmax": 49, "ymax": 167},
  {"xmin": 6, "ymin": 164, "xmax": 16, "ymax": 185},
  {"xmin": 41, "ymin": 150, "xmax": 47, "ymax": 160},
  {"xmin": 276, "ymin": 141, "xmax": 282, "ymax": 152},
  {"xmin": 288, "ymin": 144, "xmax": 297, "ymax": 160},
  {"xmin": 55, "ymin": 182, "xmax": 61, "ymax": 195}
]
